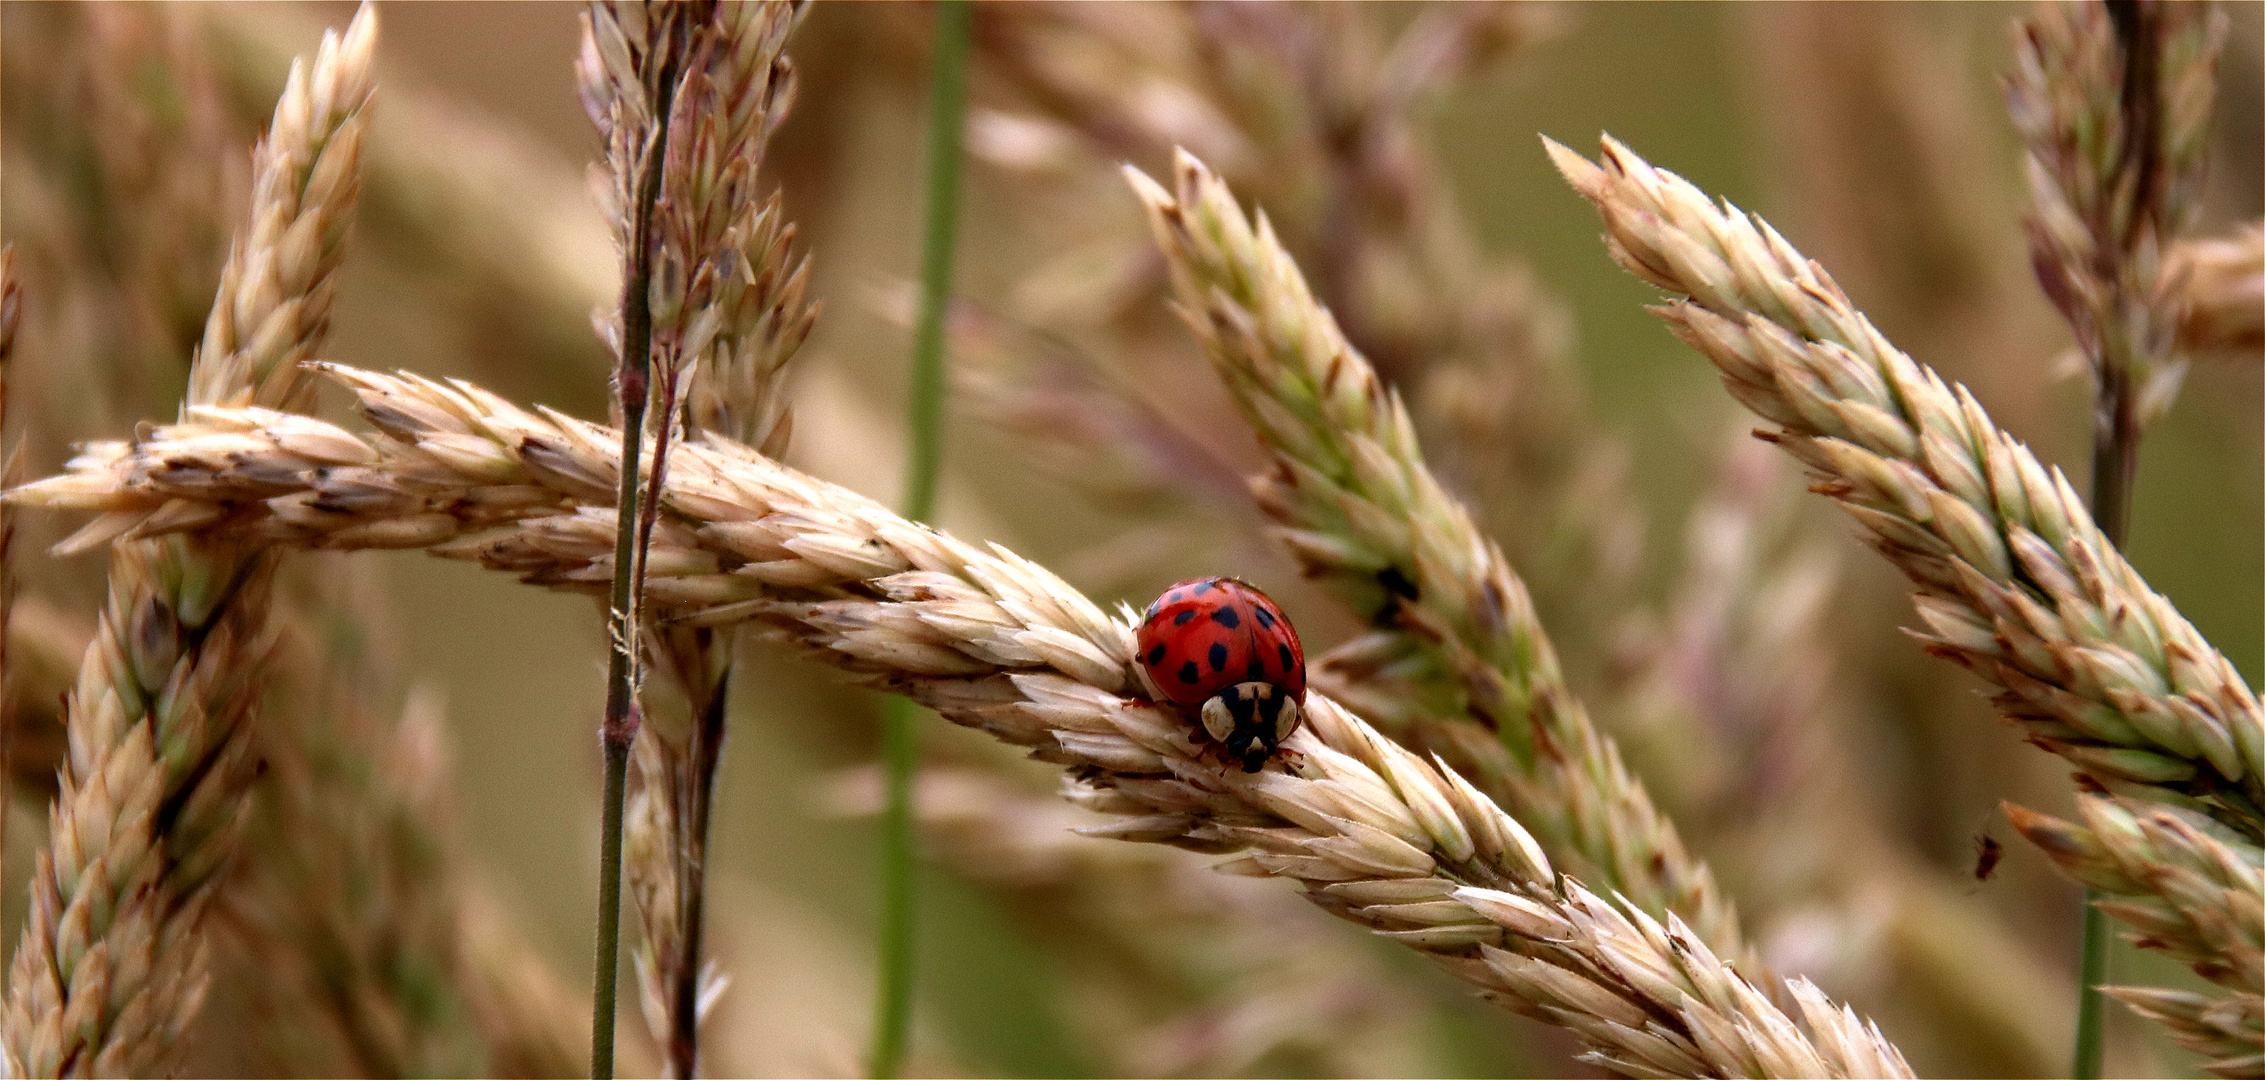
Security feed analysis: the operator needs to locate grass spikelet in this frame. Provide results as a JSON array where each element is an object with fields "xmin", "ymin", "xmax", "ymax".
[
  {"xmin": 1545, "ymin": 133, "xmax": 2262, "ymax": 838},
  {"xmin": 2003, "ymin": 795, "xmax": 2265, "ymax": 1076},
  {"xmin": 1126, "ymin": 149, "xmax": 1754, "ymax": 967},
  {"xmin": 0, "ymin": 9, "xmax": 375, "ymax": 1073},
  {"xmin": 7, "ymin": 365, "xmax": 1917, "ymax": 1076},
  {"xmin": 1547, "ymin": 128, "xmax": 2265, "ymax": 1069},
  {"xmin": 2169, "ymin": 222, "xmax": 2263, "ymax": 355},
  {"xmin": 603, "ymin": 4, "xmax": 813, "ymax": 1076}
]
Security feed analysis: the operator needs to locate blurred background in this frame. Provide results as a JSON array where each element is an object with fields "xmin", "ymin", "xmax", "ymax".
[{"xmin": 2, "ymin": 2, "xmax": 2259, "ymax": 1076}]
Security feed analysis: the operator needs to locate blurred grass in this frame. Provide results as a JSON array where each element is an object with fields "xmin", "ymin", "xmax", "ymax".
[{"xmin": 1, "ymin": 3, "xmax": 2257, "ymax": 1076}]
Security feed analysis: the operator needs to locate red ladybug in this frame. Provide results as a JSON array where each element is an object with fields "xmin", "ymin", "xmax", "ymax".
[{"xmin": 1135, "ymin": 577, "xmax": 1306, "ymax": 772}]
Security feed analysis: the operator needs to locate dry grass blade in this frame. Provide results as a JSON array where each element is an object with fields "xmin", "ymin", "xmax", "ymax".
[
  {"xmin": 1124, "ymin": 150, "xmax": 1754, "ymax": 968},
  {"xmin": 2004, "ymin": 795, "xmax": 2265, "ymax": 1077},
  {"xmin": 8, "ymin": 365, "xmax": 1912, "ymax": 1078},
  {"xmin": 0, "ymin": 9, "xmax": 375, "ymax": 1075},
  {"xmin": 1547, "ymin": 134, "xmax": 2264, "ymax": 839}
]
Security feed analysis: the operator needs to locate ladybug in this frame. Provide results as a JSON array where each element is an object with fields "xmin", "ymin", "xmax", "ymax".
[{"xmin": 1134, "ymin": 577, "xmax": 1306, "ymax": 772}]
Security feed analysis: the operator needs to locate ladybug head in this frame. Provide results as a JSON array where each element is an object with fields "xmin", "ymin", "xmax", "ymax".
[{"xmin": 1199, "ymin": 682, "xmax": 1303, "ymax": 772}]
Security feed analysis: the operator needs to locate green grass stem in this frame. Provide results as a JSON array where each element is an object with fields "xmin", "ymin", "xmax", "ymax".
[
  {"xmin": 867, "ymin": 4, "xmax": 970, "ymax": 1077},
  {"xmin": 2073, "ymin": 358, "xmax": 2137, "ymax": 1080},
  {"xmin": 593, "ymin": 23, "xmax": 686, "ymax": 1078},
  {"xmin": 865, "ymin": 4, "xmax": 964, "ymax": 1073}
]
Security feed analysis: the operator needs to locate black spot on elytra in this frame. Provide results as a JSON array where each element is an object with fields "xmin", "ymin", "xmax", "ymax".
[
  {"xmin": 1278, "ymin": 644, "xmax": 1293, "ymax": 669},
  {"xmin": 1146, "ymin": 643, "xmax": 1167, "ymax": 665},
  {"xmin": 1174, "ymin": 608, "xmax": 1195, "ymax": 625},
  {"xmin": 1178, "ymin": 660, "xmax": 1200, "ymax": 684},
  {"xmin": 1211, "ymin": 607, "xmax": 1240, "ymax": 629},
  {"xmin": 1247, "ymin": 659, "xmax": 1264, "ymax": 681},
  {"xmin": 1193, "ymin": 580, "xmax": 1215, "ymax": 594},
  {"xmin": 1253, "ymin": 606, "xmax": 1275, "ymax": 629},
  {"xmin": 1208, "ymin": 642, "xmax": 1228, "ymax": 672}
]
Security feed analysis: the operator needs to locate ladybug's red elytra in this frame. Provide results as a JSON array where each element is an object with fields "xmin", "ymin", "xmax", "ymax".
[{"xmin": 1134, "ymin": 576, "xmax": 1306, "ymax": 772}]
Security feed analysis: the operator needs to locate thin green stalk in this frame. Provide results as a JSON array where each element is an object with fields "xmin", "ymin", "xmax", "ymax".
[
  {"xmin": 2074, "ymin": 354, "xmax": 2137, "ymax": 1080},
  {"xmin": 595, "ymin": 25, "xmax": 687, "ymax": 1080},
  {"xmin": 900, "ymin": 0, "xmax": 971, "ymax": 528},
  {"xmin": 870, "ymin": 694, "xmax": 920, "ymax": 1080},
  {"xmin": 2074, "ymin": 897, "xmax": 2111, "ymax": 1078},
  {"xmin": 868, "ymin": 3, "xmax": 969, "ymax": 1077},
  {"xmin": 593, "ymin": 739, "xmax": 633, "ymax": 1079}
]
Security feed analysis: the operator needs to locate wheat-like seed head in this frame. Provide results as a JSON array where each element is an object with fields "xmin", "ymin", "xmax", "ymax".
[
  {"xmin": 9, "ymin": 365, "xmax": 1913, "ymax": 1078},
  {"xmin": 2003, "ymin": 794, "xmax": 2264, "ymax": 1077},
  {"xmin": 186, "ymin": 9, "xmax": 376, "ymax": 413},
  {"xmin": 1126, "ymin": 149, "xmax": 1754, "ymax": 969},
  {"xmin": 2009, "ymin": 0, "xmax": 2226, "ymax": 426},
  {"xmin": 1547, "ymin": 131, "xmax": 2265, "ymax": 1063},
  {"xmin": 658, "ymin": 0, "xmax": 813, "ymax": 459},
  {"xmin": 1547, "ymin": 134, "xmax": 2263, "ymax": 835},
  {"xmin": 2098, "ymin": 984, "xmax": 2262, "ymax": 1079},
  {"xmin": 0, "ymin": 9, "xmax": 375, "ymax": 1075}
]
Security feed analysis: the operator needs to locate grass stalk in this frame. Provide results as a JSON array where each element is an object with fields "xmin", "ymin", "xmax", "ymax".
[
  {"xmin": 669, "ymin": 673, "xmax": 730, "ymax": 1074},
  {"xmin": 593, "ymin": 14, "xmax": 689, "ymax": 1078},
  {"xmin": 2073, "ymin": 276, "xmax": 2135, "ymax": 1080},
  {"xmin": 2073, "ymin": 354, "xmax": 2133, "ymax": 1079},
  {"xmin": 870, "ymin": 3, "xmax": 969, "ymax": 1075},
  {"xmin": 902, "ymin": 0, "xmax": 970, "ymax": 530},
  {"xmin": 627, "ymin": 4, "xmax": 812, "ymax": 1073},
  {"xmin": 2070, "ymin": 14, "xmax": 2144, "ymax": 1070},
  {"xmin": 2072, "ymin": 892, "xmax": 2112, "ymax": 1078},
  {"xmin": 870, "ymin": 695, "xmax": 920, "ymax": 1080}
]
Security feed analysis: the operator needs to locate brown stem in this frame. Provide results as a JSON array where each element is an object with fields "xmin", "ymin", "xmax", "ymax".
[{"xmin": 666, "ymin": 663, "xmax": 730, "ymax": 1079}]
